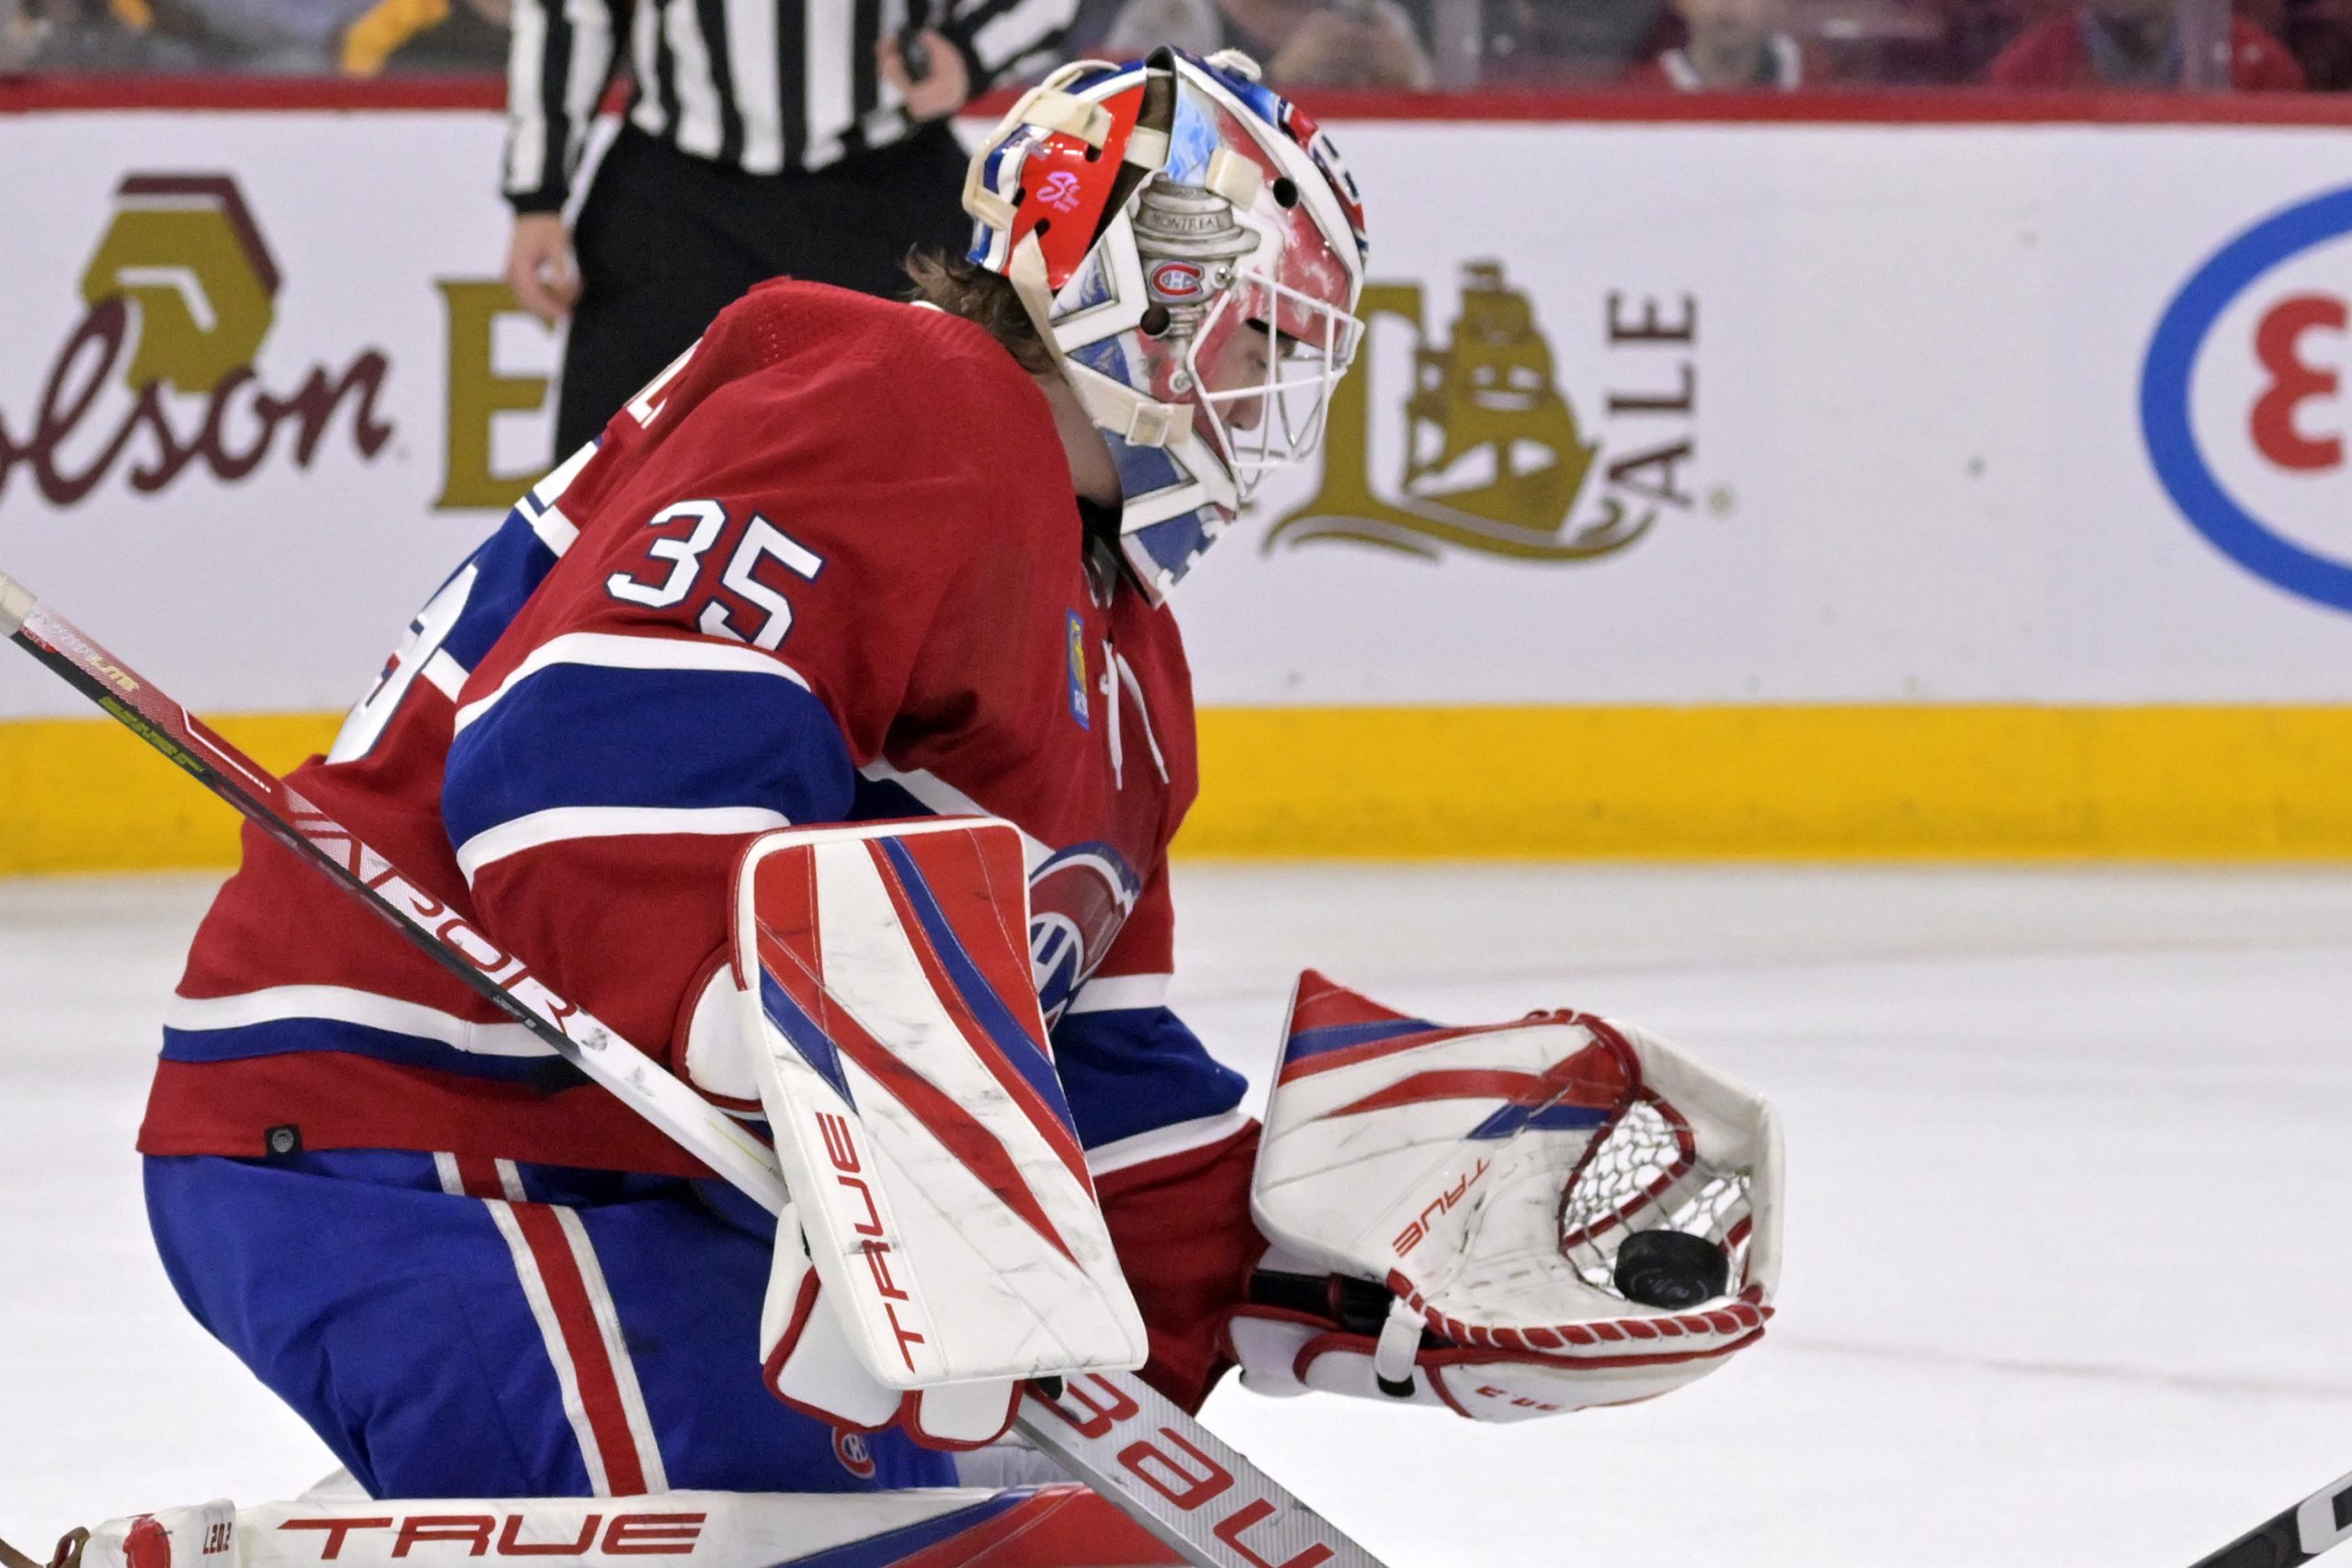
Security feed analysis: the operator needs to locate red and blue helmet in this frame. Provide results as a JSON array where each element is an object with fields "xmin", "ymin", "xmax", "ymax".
[{"xmin": 964, "ymin": 48, "xmax": 1369, "ymax": 604}]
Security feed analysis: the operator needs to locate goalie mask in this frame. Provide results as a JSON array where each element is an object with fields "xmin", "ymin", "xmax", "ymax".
[{"xmin": 963, "ymin": 48, "xmax": 1368, "ymax": 604}]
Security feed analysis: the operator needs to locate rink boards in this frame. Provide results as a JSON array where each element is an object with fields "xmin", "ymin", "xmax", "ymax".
[{"xmin": 4, "ymin": 93, "xmax": 2352, "ymax": 867}]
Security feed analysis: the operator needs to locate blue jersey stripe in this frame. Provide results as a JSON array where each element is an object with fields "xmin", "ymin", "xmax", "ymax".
[
  {"xmin": 1050, "ymin": 1005, "xmax": 1248, "ymax": 1152},
  {"xmin": 443, "ymin": 663, "xmax": 856, "ymax": 854},
  {"xmin": 162, "ymin": 1019, "xmax": 570, "ymax": 1086},
  {"xmin": 442, "ymin": 507, "xmax": 563, "ymax": 671},
  {"xmin": 848, "ymin": 773, "xmax": 935, "ymax": 822}
]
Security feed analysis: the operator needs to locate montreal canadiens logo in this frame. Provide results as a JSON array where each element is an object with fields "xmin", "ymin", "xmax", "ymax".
[
  {"xmin": 2143, "ymin": 185, "xmax": 2352, "ymax": 612},
  {"xmin": 832, "ymin": 1428, "xmax": 876, "ymax": 1480},
  {"xmin": 1026, "ymin": 842, "xmax": 1141, "ymax": 1024},
  {"xmin": 1151, "ymin": 261, "xmax": 1206, "ymax": 301}
]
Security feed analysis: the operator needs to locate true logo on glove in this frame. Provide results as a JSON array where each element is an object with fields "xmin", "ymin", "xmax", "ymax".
[{"xmin": 1391, "ymin": 1156, "xmax": 1489, "ymax": 1258}]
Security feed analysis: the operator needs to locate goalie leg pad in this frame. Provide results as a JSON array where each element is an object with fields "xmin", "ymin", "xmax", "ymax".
[{"xmin": 62, "ymin": 1488, "xmax": 1185, "ymax": 1568}]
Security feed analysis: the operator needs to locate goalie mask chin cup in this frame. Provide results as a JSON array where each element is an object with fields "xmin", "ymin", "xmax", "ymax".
[{"xmin": 963, "ymin": 47, "xmax": 1368, "ymax": 604}]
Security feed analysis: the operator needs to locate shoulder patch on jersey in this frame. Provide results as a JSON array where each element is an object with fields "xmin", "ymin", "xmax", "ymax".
[{"xmin": 1066, "ymin": 611, "xmax": 1091, "ymax": 730}]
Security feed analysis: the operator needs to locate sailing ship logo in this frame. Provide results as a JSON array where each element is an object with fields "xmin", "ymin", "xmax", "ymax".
[{"xmin": 1269, "ymin": 261, "xmax": 1687, "ymax": 563}]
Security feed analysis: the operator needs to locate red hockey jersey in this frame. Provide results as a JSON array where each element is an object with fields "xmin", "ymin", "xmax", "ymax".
[{"xmin": 141, "ymin": 282, "xmax": 1256, "ymax": 1405}]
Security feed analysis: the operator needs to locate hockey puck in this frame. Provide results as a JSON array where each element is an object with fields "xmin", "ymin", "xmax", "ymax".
[{"xmin": 1611, "ymin": 1230, "xmax": 1728, "ymax": 1309}]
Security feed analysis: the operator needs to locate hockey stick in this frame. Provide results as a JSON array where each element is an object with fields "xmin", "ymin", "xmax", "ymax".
[
  {"xmin": 0, "ymin": 571, "xmax": 1384, "ymax": 1568},
  {"xmin": 2188, "ymin": 1468, "xmax": 2352, "ymax": 1568}
]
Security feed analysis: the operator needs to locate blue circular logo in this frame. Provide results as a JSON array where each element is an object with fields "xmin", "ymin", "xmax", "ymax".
[{"xmin": 2142, "ymin": 185, "xmax": 2352, "ymax": 612}]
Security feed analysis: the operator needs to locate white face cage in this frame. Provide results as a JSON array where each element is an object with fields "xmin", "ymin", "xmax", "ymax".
[{"xmin": 1182, "ymin": 271, "xmax": 1365, "ymax": 503}]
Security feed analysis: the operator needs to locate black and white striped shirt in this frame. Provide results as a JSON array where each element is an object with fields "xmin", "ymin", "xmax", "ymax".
[{"xmin": 503, "ymin": 0, "xmax": 1077, "ymax": 212}]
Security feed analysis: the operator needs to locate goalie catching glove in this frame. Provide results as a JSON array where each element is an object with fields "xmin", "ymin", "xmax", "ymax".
[
  {"xmin": 686, "ymin": 819, "xmax": 1148, "ymax": 1450},
  {"xmin": 1230, "ymin": 971, "xmax": 1783, "ymax": 1421}
]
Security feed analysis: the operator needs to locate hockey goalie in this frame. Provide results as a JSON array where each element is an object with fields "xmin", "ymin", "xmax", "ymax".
[{"xmin": 11, "ymin": 48, "xmax": 1781, "ymax": 1568}]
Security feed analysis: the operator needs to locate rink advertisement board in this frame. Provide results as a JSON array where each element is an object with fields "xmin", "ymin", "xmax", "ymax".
[{"xmin": 4, "ymin": 94, "xmax": 2352, "ymax": 868}]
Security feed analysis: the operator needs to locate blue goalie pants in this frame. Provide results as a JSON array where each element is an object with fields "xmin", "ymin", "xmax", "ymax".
[{"xmin": 144, "ymin": 1149, "xmax": 956, "ymax": 1498}]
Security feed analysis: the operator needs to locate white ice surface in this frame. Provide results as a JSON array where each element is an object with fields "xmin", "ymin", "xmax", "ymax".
[{"xmin": 6, "ymin": 864, "xmax": 2352, "ymax": 1566}]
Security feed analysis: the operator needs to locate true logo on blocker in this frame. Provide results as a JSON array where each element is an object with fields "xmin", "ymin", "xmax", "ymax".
[{"xmin": 2143, "ymin": 185, "xmax": 2352, "ymax": 613}]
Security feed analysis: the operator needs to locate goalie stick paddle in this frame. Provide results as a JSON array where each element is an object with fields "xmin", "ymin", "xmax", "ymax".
[
  {"xmin": 2187, "ymin": 1468, "xmax": 2352, "ymax": 1568},
  {"xmin": 0, "ymin": 570, "xmax": 1386, "ymax": 1568}
]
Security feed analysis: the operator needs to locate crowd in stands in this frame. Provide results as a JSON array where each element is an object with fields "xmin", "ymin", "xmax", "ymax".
[{"xmin": 3, "ymin": 0, "xmax": 2344, "ymax": 93}]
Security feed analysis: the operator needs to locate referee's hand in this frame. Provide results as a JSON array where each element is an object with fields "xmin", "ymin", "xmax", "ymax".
[
  {"xmin": 506, "ymin": 212, "xmax": 582, "ymax": 326},
  {"xmin": 878, "ymin": 27, "xmax": 968, "ymax": 122}
]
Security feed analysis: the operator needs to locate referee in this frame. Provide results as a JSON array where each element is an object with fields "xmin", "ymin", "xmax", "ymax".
[{"xmin": 500, "ymin": 0, "xmax": 1078, "ymax": 459}]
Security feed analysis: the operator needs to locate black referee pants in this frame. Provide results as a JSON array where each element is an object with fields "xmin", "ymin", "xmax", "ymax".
[{"xmin": 554, "ymin": 120, "xmax": 974, "ymax": 459}]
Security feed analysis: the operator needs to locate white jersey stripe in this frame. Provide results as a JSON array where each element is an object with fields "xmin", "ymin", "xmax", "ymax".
[
  {"xmin": 554, "ymin": 1205, "xmax": 673, "ymax": 1493},
  {"xmin": 438, "ymin": 1154, "xmax": 662, "ymax": 1497},
  {"xmin": 1064, "ymin": 972, "xmax": 1170, "ymax": 1016},
  {"xmin": 457, "ymin": 805, "xmax": 793, "ymax": 883},
  {"xmin": 855, "ymin": 760, "xmax": 1050, "ymax": 868},
  {"xmin": 484, "ymin": 1198, "xmax": 616, "ymax": 1495},
  {"xmin": 494, "ymin": 1157, "xmax": 532, "ymax": 1204},
  {"xmin": 454, "ymin": 631, "xmax": 813, "ymax": 737},
  {"xmin": 531, "ymin": 440, "xmax": 599, "ymax": 523},
  {"xmin": 420, "ymin": 650, "xmax": 469, "ymax": 703},
  {"xmin": 167, "ymin": 987, "xmax": 555, "ymax": 1058},
  {"xmin": 529, "ymin": 502, "xmax": 580, "ymax": 556},
  {"xmin": 1085, "ymin": 1109, "xmax": 1253, "ymax": 1177}
]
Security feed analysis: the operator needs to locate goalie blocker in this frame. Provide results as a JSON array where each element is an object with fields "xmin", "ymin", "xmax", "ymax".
[{"xmin": 680, "ymin": 818, "xmax": 1149, "ymax": 1450}]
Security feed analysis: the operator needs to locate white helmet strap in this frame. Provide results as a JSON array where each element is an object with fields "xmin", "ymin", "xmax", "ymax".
[{"xmin": 1007, "ymin": 232, "xmax": 1194, "ymax": 451}]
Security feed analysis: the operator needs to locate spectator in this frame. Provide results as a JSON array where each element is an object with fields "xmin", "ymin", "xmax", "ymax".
[
  {"xmin": 1067, "ymin": 0, "xmax": 1433, "ymax": 87},
  {"xmin": 1941, "ymin": 0, "xmax": 2054, "ymax": 79},
  {"xmin": 1985, "ymin": 0, "xmax": 2306, "ymax": 85},
  {"xmin": 1627, "ymin": 0, "xmax": 1820, "ymax": 85},
  {"xmin": 370, "ymin": 0, "xmax": 509, "ymax": 73},
  {"xmin": 2, "ymin": 0, "xmax": 35, "ymax": 69},
  {"xmin": 6, "ymin": 0, "xmax": 477, "ymax": 72},
  {"xmin": 2280, "ymin": 0, "xmax": 2352, "ymax": 85},
  {"xmin": 1480, "ymin": 0, "xmax": 1674, "ymax": 81}
]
